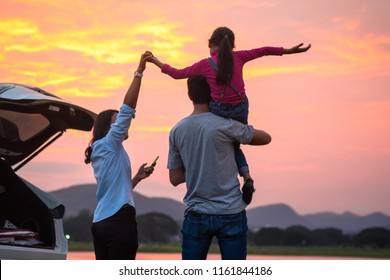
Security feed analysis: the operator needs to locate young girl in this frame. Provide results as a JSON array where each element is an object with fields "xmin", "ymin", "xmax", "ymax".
[{"xmin": 148, "ymin": 27, "xmax": 311, "ymax": 205}]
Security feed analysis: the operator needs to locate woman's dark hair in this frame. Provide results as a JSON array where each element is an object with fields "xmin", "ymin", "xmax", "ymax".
[
  {"xmin": 84, "ymin": 109, "xmax": 118, "ymax": 164},
  {"xmin": 208, "ymin": 27, "xmax": 235, "ymax": 85}
]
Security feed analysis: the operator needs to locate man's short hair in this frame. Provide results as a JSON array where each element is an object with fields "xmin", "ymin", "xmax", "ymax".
[{"xmin": 187, "ymin": 76, "xmax": 211, "ymax": 104}]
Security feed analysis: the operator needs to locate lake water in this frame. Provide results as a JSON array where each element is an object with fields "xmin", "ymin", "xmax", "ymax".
[{"xmin": 67, "ymin": 251, "xmax": 368, "ymax": 260}]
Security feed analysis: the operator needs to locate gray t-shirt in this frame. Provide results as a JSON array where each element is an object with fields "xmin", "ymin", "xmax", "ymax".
[{"xmin": 168, "ymin": 112, "xmax": 254, "ymax": 215}]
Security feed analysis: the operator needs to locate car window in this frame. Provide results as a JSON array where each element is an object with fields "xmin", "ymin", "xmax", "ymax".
[
  {"xmin": 0, "ymin": 110, "xmax": 49, "ymax": 142},
  {"xmin": 0, "ymin": 84, "xmax": 15, "ymax": 94}
]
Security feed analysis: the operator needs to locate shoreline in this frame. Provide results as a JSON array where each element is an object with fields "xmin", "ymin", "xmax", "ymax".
[{"xmin": 67, "ymin": 251, "xmax": 372, "ymax": 260}]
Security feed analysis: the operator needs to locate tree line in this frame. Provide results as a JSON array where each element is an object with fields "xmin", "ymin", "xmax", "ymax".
[
  {"xmin": 64, "ymin": 210, "xmax": 390, "ymax": 248},
  {"xmin": 63, "ymin": 210, "xmax": 180, "ymax": 243},
  {"xmin": 249, "ymin": 225, "xmax": 390, "ymax": 247}
]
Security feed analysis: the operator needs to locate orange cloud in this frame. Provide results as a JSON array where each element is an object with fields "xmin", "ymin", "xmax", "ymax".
[
  {"xmin": 134, "ymin": 23, "xmax": 196, "ymax": 65},
  {"xmin": 0, "ymin": 13, "xmax": 199, "ymax": 99}
]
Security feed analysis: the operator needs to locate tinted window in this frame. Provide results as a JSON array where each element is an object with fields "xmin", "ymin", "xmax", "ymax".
[
  {"xmin": 0, "ymin": 84, "xmax": 15, "ymax": 94},
  {"xmin": 0, "ymin": 110, "xmax": 49, "ymax": 142}
]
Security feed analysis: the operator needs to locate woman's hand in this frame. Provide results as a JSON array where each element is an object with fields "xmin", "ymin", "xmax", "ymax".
[
  {"xmin": 137, "ymin": 163, "xmax": 154, "ymax": 179},
  {"xmin": 132, "ymin": 163, "xmax": 155, "ymax": 188},
  {"xmin": 137, "ymin": 51, "xmax": 154, "ymax": 73}
]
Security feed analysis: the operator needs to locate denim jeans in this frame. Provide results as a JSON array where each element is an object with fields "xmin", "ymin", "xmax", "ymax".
[
  {"xmin": 209, "ymin": 97, "xmax": 249, "ymax": 175},
  {"xmin": 181, "ymin": 210, "xmax": 248, "ymax": 260}
]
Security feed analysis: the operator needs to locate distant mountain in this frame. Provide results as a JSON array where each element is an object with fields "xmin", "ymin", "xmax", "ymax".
[
  {"xmin": 50, "ymin": 184, "xmax": 97, "ymax": 218},
  {"xmin": 50, "ymin": 184, "xmax": 390, "ymax": 233},
  {"xmin": 246, "ymin": 203, "xmax": 316, "ymax": 230},
  {"xmin": 50, "ymin": 184, "xmax": 186, "ymax": 222},
  {"xmin": 302, "ymin": 211, "xmax": 390, "ymax": 233}
]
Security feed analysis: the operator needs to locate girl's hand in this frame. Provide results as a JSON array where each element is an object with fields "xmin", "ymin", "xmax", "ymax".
[
  {"xmin": 285, "ymin": 43, "xmax": 311, "ymax": 54},
  {"xmin": 144, "ymin": 51, "xmax": 163, "ymax": 69}
]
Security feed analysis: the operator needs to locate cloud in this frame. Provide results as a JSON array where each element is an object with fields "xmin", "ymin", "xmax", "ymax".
[
  {"xmin": 0, "ymin": 19, "xmax": 38, "ymax": 36},
  {"xmin": 0, "ymin": 12, "xmax": 198, "ymax": 98}
]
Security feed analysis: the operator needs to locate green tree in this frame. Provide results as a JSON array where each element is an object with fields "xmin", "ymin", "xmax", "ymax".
[
  {"xmin": 282, "ymin": 225, "xmax": 313, "ymax": 246},
  {"xmin": 312, "ymin": 228, "xmax": 345, "ymax": 246},
  {"xmin": 63, "ymin": 209, "xmax": 93, "ymax": 242},
  {"xmin": 137, "ymin": 212, "xmax": 180, "ymax": 243},
  {"xmin": 354, "ymin": 227, "xmax": 390, "ymax": 248},
  {"xmin": 253, "ymin": 227, "xmax": 284, "ymax": 246}
]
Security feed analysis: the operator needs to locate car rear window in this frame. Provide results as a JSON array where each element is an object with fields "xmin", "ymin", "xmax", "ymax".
[
  {"xmin": 0, "ymin": 110, "xmax": 49, "ymax": 142},
  {"xmin": 0, "ymin": 84, "xmax": 15, "ymax": 95}
]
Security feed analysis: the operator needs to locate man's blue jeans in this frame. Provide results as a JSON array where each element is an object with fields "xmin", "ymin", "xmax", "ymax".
[{"xmin": 181, "ymin": 210, "xmax": 248, "ymax": 260}]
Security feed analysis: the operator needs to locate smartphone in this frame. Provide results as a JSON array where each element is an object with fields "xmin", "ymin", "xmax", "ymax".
[{"xmin": 151, "ymin": 156, "xmax": 159, "ymax": 167}]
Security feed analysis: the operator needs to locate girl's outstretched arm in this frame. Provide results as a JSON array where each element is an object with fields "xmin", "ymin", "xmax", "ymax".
[{"xmin": 283, "ymin": 43, "xmax": 311, "ymax": 54}]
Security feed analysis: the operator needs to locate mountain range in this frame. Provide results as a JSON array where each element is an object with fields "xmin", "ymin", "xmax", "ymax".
[{"xmin": 50, "ymin": 184, "xmax": 390, "ymax": 233}]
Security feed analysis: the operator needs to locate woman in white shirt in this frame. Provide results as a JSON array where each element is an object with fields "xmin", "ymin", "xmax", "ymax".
[{"xmin": 84, "ymin": 52, "xmax": 155, "ymax": 260}]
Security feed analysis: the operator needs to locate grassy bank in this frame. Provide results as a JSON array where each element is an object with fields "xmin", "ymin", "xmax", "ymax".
[{"xmin": 68, "ymin": 242, "xmax": 390, "ymax": 259}]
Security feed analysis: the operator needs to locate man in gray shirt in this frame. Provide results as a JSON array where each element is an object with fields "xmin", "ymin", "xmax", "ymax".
[{"xmin": 168, "ymin": 75, "xmax": 271, "ymax": 260}]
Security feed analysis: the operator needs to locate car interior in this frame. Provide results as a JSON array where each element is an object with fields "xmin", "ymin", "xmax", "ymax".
[{"xmin": 0, "ymin": 157, "xmax": 61, "ymax": 249}]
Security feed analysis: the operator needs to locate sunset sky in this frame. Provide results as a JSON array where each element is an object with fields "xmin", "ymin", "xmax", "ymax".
[{"xmin": 1, "ymin": 0, "xmax": 389, "ymax": 216}]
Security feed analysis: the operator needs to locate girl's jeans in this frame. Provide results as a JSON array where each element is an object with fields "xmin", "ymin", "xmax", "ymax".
[{"xmin": 210, "ymin": 97, "xmax": 249, "ymax": 175}]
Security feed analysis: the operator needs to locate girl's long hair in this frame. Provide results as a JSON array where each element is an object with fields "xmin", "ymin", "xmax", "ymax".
[
  {"xmin": 208, "ymin": 27, "xmax": 235, "ymax": 85},
  {"xmin": 84, "ymin": 109, "xmax": 118, "ymax": 164}
]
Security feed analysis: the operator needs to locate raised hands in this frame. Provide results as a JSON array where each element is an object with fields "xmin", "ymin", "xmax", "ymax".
[
  {"xmin": 144, "ymin": 51, "xmax": 164, "ymax": 69},
  {"xmin": 137, "ymin": 51, "xmax": 154, "ymax": 73}
]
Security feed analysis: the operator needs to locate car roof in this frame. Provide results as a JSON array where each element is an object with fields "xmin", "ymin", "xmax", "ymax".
[{"xmin": 0, "ymin": 83, "xmax": 96, "ymax": 166}]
